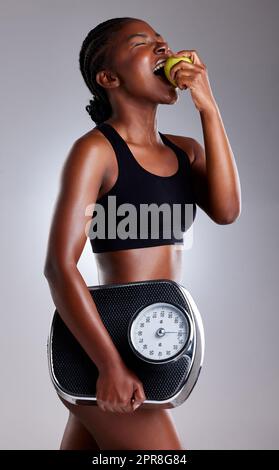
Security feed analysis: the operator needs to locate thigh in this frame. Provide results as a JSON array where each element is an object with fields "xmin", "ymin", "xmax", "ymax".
[
  {"xmin": 59, "ymin": 410, "xmax": 100, "ymax": 450},
  {"xmin": 58, "ymin": 395, "xmax": 184, "ymax": 450}
]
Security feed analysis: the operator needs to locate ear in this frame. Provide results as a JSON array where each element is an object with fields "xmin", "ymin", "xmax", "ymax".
[{"xmin": 95, "ymin": 70, "xmax": 120, "ymax": 90}]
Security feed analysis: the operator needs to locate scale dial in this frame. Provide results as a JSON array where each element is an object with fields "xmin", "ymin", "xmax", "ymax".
[{"xmin": 128, "ymin": 302, "xmax": 191, "ymax": 364}]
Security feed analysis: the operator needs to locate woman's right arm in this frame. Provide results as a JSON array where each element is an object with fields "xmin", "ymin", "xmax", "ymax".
[
  {"xmin": 43, "ymin": 134, "xmax": 146, "ymax": 413},
  {"xmin": 43, "ymin": 134, "xmax": 125, "ymax": 373}
]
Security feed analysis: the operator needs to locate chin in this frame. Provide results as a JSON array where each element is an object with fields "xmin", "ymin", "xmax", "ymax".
[
  {"xmin": 152, "ymin": 86, "xmax": 178, "ymax": 105},
  {"xmin": 159, "ymin": 92, "xmax": 178, "ymax": 105}
]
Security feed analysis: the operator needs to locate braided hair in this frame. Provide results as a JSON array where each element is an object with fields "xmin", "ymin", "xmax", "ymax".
[{"xmin": 79, "ymin": 17, "xmax": 137, "ymax": 125}]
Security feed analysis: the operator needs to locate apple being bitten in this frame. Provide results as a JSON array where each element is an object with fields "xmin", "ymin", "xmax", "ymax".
[{"xmin": 164, "ymin": 56, "xmax": 193, "ymax": 87}]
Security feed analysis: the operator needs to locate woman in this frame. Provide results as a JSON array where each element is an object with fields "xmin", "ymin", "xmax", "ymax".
[{"xmin": 44, "ymin": 17, "xmax": 241, "ymax": 450}]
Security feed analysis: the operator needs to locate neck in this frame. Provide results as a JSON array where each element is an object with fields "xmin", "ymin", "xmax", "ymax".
[{"xmin": 105, "ymin": 101, "xmax": 161, "ymax": 146}]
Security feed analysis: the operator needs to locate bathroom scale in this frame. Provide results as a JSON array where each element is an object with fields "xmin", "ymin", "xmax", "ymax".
[{"xmin": 47, "ymin": 278, "xmax": 205, "ymax": 409}]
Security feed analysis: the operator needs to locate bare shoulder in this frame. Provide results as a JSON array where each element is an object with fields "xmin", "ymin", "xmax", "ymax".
[
  {"xmin": 55, "ymin": 127, "xmax": 116, "ymax": 217},
  {"xmin": 60, "ymin": 127, "xmax": 116, "ymax": 189},
  {"xmin": 71, "ymin": 126, "xmax": 114, "ymax": 167}
]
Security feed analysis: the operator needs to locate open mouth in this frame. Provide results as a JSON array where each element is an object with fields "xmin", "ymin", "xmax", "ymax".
[{"xmin": 153, "ymin": 65, "xmax": 173, "ymax": 86}]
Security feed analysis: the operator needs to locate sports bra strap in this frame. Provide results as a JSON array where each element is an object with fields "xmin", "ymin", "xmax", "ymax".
[{"xmin": 96, "ymin": 122, "xmax": 136, "ymax": 174}]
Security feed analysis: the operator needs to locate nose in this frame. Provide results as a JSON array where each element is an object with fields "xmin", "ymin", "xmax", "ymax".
[{"xmin": 155, "ymin": 41, "xmax": 173, "ymax": 57}]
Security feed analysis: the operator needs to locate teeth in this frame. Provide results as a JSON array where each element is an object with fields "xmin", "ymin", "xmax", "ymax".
[{"xmin": 153, "ymin": 62, "xmax": 166, "ymax": 73}]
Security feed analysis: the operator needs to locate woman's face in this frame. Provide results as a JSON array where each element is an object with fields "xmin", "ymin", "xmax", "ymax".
[{"xmin": 101, "ymin": 20, "xmax": 178, "ymax": 105}]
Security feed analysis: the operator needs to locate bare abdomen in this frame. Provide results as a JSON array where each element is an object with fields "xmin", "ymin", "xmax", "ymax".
[{"xmin": 94, "ymin": 244, "xmax": 184, "ymax": 285}]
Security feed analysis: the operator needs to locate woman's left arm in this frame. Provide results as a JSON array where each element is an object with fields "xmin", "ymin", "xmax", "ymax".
[{"xmin": 170, "ymin": 50, "xmax": 242, "ymax": 224}]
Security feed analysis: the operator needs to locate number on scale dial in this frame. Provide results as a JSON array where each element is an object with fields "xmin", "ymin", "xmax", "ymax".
[{"xmin": 129, "ymin": 302, "xmax": 191, "ymax": 363}]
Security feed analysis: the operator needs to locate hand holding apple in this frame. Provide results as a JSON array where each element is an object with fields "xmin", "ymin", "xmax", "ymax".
[
  {"xmin": 164, "ymin": 50, "xmax": 217, "ymax": 114},
  {"xmin": 164, "ymin": 56, "xmax": 193, "ymax": 87}
]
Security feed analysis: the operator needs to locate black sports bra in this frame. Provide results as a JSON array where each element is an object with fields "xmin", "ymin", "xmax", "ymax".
[{"xmin": 89, "ymin": 122, "xmax": 197, "ymax": 253}]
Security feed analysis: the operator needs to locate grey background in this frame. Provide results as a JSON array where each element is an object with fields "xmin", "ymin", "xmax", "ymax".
[{"xmin": 1, "ymin": 0, "xmax": 278, "ymax": 449}]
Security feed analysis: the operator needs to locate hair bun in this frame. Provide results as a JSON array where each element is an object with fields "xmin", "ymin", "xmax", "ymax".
[{"xmin": 85, "ymin": 95, "xmax": 107, "ymax": 125}]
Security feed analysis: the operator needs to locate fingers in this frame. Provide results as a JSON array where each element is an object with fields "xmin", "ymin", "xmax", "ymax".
[
  {"xmin": 96, "ymin": 381, "xmax": 146, "ymax": 414},
  {"xmin": 131, "ymin": 397, "xmax": 141, "ymax": 411},
  {"xmin": 96, "ymin": 399, "xmax": 107, "ymax": 412},
  {"xmin": 170, "ymin": 62, "xmax": 202, "ymax": 82},
  {"xmin": 131, "ymin": 383, "xmax": 146, "ymax": 411},
  {"xmin": 173, "ymin": 49, "xmax": 204, "ymax": 66},
  {"xmin": 97, "ymin": 398, "xmax": 140, "ymax": 414},
  {"xmin": 134, "ymin": 382, "xmax": 146, "ymax": 403}
]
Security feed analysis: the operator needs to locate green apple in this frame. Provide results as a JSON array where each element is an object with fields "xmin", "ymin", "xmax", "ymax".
[{"xmin": 164, "ymin": 56, "xmax": 193, "ymax": 87}]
